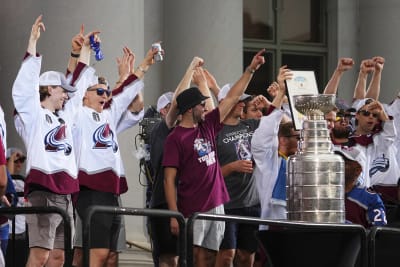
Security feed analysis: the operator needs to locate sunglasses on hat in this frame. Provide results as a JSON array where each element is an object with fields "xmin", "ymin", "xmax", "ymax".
[{"xmin": 87, "ymin": 88, "xmax": 111, "ymax": 97}]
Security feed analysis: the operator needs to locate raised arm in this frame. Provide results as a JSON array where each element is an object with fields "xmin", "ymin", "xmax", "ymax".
[
  {"xmin": 165, "ymin": 56, "xmax": 204, "ymax": 128},
  {"xmin": 323, "ymin": 57, "xmax": 354, "ymax": 95},
  {"xmin": 67, "ymin": 25, "xmax": 84, "ymax": 74},
  {"xmin": 353, "ymin": 59, "xmax": 375, "ymax": 100},
  {"xmin": 273, "ymin": 65, "xmax": 293, "ymax": 109},
  {"xmin": 203, "ymin": 68, "xmax": 220, "ymax": 100},
  {"xmin": 78, "ymin": 30, "xmax": 100, "ymax": 67},
  {"xmin": 218, "ymin": 49, "xmax": 266, "ymax": 122},
  {"xmin": 27, "ymin": 15, "xmax": 45, "ymax": 56},
  {"xmin": 133, "ymin": 46, "xmax": 160, "ymax": 80},
  {"xmin": 192, "ymin": 67, "xmax": 215, "ymax": 112},
  {"xmin": 365, "ymin": 56, "xmax": 385, "ymax": 100},
  {"xmin": 114, "ymin": 46, "xmax": 135, "ymax": 88}
]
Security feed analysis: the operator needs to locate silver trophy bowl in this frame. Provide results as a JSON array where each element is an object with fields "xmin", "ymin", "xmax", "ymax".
[{"xmin": 294, "ymin": 94, "xmax": 336, "ymax": 119}]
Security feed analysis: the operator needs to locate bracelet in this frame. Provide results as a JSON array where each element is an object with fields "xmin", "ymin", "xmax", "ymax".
[
  {"xmin": 137, "ymin": 66, "xmax": 147, "ymax": 73},
  {"xmin": 70, "ymin": 52, "xmax": 80, "ymax": 58},
  {"xmin": 246, "ymin": 67, "xmax": 255, "ymax": 74}
]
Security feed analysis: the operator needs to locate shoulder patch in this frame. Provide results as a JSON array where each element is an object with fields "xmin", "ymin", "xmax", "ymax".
[
  {"xmin": 45, "ymin": 114, "xmax": 53, "ymax": 124},
  {"xmin": 92, "ymin": 112, "xmax": 100, "ymax": 122}
]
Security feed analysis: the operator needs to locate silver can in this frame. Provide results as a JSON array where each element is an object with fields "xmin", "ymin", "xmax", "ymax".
[{"xmin": 152, "ymin": 43, "xmax": 163, "ymax": 62}]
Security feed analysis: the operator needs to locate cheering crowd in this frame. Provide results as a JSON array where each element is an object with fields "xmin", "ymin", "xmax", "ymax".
[{"xmin": 0, "ymin": 15, "xmax": 399, "ymax": 267}]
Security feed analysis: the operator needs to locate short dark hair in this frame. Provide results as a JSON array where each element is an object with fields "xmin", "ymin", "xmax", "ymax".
[
  {"xmin": 278, "ymin": 121, "xmax": 295, "ymax": 137},
  {"xmin": 98, "ymin": 76, "xmax": 109, "ymax": 88},
  {"xmin": 86, "ymin": 76, "xmax": 110, "ymax": 92}
]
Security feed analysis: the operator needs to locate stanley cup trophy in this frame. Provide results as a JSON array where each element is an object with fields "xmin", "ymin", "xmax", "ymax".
[{"xmin": 286, "ymin": 94, "xmax": 345, "ymax": 223}]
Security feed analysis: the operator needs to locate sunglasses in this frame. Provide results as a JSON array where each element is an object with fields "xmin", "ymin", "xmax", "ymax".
[
  {"xmin": 88, "ymin": 88, "xmax": 111, "ymax": 97},
  {"xmin": 358, "ymin": 110, "xmax": 378, "ymax": 118},
  {"xmin": 14, "ymin": 158, "xmax": 26, "ymax": 164},
  {"xmin": 335, "ymin": 115, "xmax": 352, "ymax": 122}
]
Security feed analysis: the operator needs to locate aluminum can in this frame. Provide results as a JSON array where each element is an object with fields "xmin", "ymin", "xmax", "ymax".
[{"xmin": 152, "ymin": 43, "xmax": 163, "ymax": 62}]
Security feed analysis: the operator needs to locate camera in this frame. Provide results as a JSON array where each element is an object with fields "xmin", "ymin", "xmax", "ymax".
[
  {"xmin": 139, "ymin": 106, "xmax": 161, "ymax": 144},
  {"xmin": 152, "ymin": 43, "xmax": 163, "ymax": 62}
]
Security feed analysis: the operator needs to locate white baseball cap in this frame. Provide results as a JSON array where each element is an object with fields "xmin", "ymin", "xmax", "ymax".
[
  {"xmin": 157, "ymin": 92, "xmax": 174, "ymax": 112},
  {"xmin": 6, "ymin": 147, "xmax": 25, "ymax": 160},
  {"xmin": 39, "ymin": 71, "xmax": 77, "ymax": 93},
  {"xmin": 217, "ymin": 83, "xmax": 251, "ymax": 102},
  {"xmin": 352, "ymin": 98, "xmax": 374, "ymax": 112},
  {"xmin": 333, "ymin": 146, "xmax": 364, "ymax": 163}
]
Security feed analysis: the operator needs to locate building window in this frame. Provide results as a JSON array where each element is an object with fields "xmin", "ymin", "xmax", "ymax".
[{"xmin": 243, "ymin": 0, "xmax": 328, "ymax": 97}]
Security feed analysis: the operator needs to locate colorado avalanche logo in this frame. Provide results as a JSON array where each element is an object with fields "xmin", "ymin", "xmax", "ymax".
[
  {"xmin": 194, "ymin": 138, "xmax": 211, "ymax": 157},
  {"xmin": 44, "ymin": 125, "xmax": 72, "ymax": 155},
  {"xmin": 92, "ymin": 123, "xmax": 118, "ymax": 152},
  {"xmin": 369, "ymin": 154, "xmax": 389, "ymax": 177}
]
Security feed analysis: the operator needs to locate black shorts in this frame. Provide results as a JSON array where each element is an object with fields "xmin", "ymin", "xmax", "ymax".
[
  {"xmin": 76, "ymin": 190, "xmax": 121, "ymax": 250},
  {"xmin": 148, "ymin": 203, "xmax": 178, "ymax": 255},
  {"xmin": 219, "ymin": 204, "xmax": 260, "ymax": 252}
]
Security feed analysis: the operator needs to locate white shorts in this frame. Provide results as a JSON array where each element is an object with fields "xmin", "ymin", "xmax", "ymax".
[{"xmin": 192, "ymin": 204, "xmax": 225, "ymax": 251}]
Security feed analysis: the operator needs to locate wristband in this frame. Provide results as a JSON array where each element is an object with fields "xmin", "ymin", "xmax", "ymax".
[
  {"xmin": 137, "ymin": 66, "xmax": 147, "ymax": 73},
  {"xmin": 70, "ymin": 52, "xmax": 80, "ymax": 58},
  {"xmin": 246, "ymin": 67, "xmax": 255, "ymax": 74}
]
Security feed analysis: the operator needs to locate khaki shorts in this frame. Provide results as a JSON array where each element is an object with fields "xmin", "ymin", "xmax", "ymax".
[
  {"xmin": 192, "ymin": 204, "xmax": 225, "ymax": 251},
  {"xmin": 26, "ymin": 191, "xmax": 74, "ymax": 250}
]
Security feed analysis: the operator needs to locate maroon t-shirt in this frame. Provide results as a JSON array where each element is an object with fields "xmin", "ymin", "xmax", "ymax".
[{"xmin": 163, "ymin": 108, "xmax": 230, "ymax": 217}]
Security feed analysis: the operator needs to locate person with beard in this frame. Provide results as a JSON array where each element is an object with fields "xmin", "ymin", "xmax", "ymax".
[
  {"xmin": 148, "ymin": 57, "xmax": 205, "ymax": 267},
  {"xmin": 329, "ymin": 108, "xmax": 356, "ymax": 147},
  {"xmin": 163, "ymin": 49, "xmax": 265, "ymax": 267}
]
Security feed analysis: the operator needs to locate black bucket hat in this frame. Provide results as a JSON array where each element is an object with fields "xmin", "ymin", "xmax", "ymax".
[{"xmin": 177, "ymin": 87, "xmax": 210, "ymax": 115}]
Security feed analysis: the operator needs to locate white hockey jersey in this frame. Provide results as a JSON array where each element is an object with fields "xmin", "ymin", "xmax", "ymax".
[
  {"xmin": 12, "ymin": 54, "xmax": 79, "ymax": 195},
  {"xmin": 251, "ymin": 108, "xmax": 287, "ymax": 228},
  {"xmin": 70, "ymin": 62, "xmax": 144, "ymax": 194}
]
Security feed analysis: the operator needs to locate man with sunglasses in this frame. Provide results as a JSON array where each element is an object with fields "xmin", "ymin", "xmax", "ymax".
[
  {"xmin": 348, "ymin": 98, "xmax": 400, "ymax": 214},
  {"xmin": 325, "ymin": 107, "xmax": 356, "ymax": 147},
  {"xmin": 68, "ymin": 29, "xmax": 157, "ymax": 265}
]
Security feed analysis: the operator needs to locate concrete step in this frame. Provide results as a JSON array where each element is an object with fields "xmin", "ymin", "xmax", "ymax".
[{"xmin": 118, "ymin": 241, "xmax": 153, "ymax": 266}]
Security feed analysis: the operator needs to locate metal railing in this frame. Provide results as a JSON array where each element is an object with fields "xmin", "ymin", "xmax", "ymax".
[
  {"xmin": 368, "ymin": 226, "xmax": 400, "ymax": 267},
  {"xmin": 82, "ymin": 206, "xmax": 186, "ymax": 267},
  {"xmin": 0, "ymin": 206, "xmax": 73, "ymax": 266},
  {"xmin": 6, "ymin": 205, "xmax": 396, "ymax": 266},
  {"xmin": 187, "ymin": 213, "xmax": 368, "ymax": 267}
]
